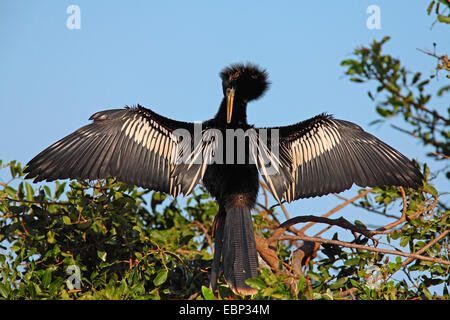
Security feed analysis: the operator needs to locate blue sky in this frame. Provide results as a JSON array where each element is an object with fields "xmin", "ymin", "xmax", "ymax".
[{"xmin": 0, "ymin": 1, "xmax": 448, "ymax": 237}]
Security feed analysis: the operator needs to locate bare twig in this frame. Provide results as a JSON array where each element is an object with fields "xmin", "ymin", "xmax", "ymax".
[
  {"xmin": 299, "ymin": 188, "xmax": 373, "ymax": 234},
  {"xmin": 334, "ymin": 193, "xmax": 399, "ymax": 219},
  {"xmin": 390, "ymin": 124, "xmax": 420, "ymax": 138},
  {"xmin": 431, "ymin": 152, "xmax": 450, "ymax": 160},
  {"xmin": 192, "ymin": 221, "xmax": 214, "ymax": 254},
  {"xmin": 259, "ymin": 179, "xmax": 269, "ymax": 209},
  {"xmin": 278, "ymin": 234, "xmax": 450, "ymax": 266},
  {"xmin": 400, "ymin": 229, "xmax": 450, "ymax": 269},
  {"xmin": 374, "ymin": 186, "xmax": 407, "ymax": 232},
  {"xmin": 372, "ymin": 196, "xmax": 439, "ymax": 235}
]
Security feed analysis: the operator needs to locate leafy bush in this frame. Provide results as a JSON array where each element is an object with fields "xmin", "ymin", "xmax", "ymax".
[{"xmin": 0, "ymin": 156, "xmax": 448, "ymax": 300}]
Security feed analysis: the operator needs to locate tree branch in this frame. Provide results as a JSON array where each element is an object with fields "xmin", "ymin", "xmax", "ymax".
[
  {"xmin": 270, "ymin": 215, "xmax": 376, "ymax": 245},
  {"xmin": 278, "ymin": 234, "xmax": 450, "ymax": 266}
]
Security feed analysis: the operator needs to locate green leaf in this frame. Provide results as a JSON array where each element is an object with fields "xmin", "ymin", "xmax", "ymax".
[
  {"xmin": 151, "ymin": 230, "xmax": 167, "ymax": 243},
  {"xmin": 344, "ymin": 258, "xmax": 360, "ymax": 266},
  {"xmin": 25, "ymin": 182, "xmax": 34, "ymax": 202},
  {"xmin": 3, "ymin": 186, "xmax": 16, "ymax": 198},
  {"xmin": 376, "ymin": 106, "xmax": 392, "ymax": 118},
  {"xmin": 201, "ymin": 285, "xmax": 214, "ymax": 300},
  {"xmin": 354, "ymin": 220, "xmax": 367, "ymax": 229},
  {"xmin": 245, "ymin": 277, "xmax": 266, "ymax": 291},
  {"xmin": 427, "ymin": 1, "xmax": 435, "ymax": 15},
  {"xmin": 307, "ymin": 271, "xmax": 322, "ymax": 282},
  {"xmin": 329, "ymin": 277, "xmax": 347, "ymax": 290},
  {"xmin": 55, "ymin": 181, "xmax": 66, "ymax": 199},
  {"xmin": 10, "ymin": 245, "xmax": 20, "ymax": 252},
  {"xmin": 312, "ymin": 292, "xmax": 322, "ymax": 300},
  {"xmin": 47, "ymin": 230, "xmax": 56, "ymax": 244},
  {"xmin": 411, "ymin": 72, "xmax": 421, "ymax": 85},
  {"xmin": 437, "ymin": 84, "xmax": 450, "ymax": 96},
  {"xmin": 350, "ymin": 279, "xmax": 362, "ymax": 290},
  {"xmin": 340, "ymin": 59, "xmax": 358, "ymax": 66},
  {"xmin": 437, "ymin": 14, "xmax": 450, "ymax": 24},
  {"xmin": 400, "ymin": 236, "xmax": 411, "ymax": 247},
  {"xmin": 43, "ymin": 186, "xmax": 52, "ymax": 197},
  {"xmin": 62, "ymin": 216, "xmax": 71, "ymax": 225},
  {"xmin": 0, "ymin": 283, "xmax": 9, "ymax": 298},
  {"xmin": 350, "ymin": 77, "xmax": 364, "ymax": 83},
  {"xmin": 380, "ymin": 36, "xmax": 391, "ymax": 45},
  {"xmin": 424, "ymin": 183, "xmax": 438, "ymax": 197},
  {"xmin": 97, "ymin": 251, "xmax": 107, "ymax": 262},
  {"xmin": 297, "ymin": 275, "xmax": 305, "ymax": 293},
  {"xmin": 42, "ymin": 269, "xmax": 52, "ymax": 288},
  {"xmin": 423, "ymin": 287, "xmax": 433, "ymax": 299},
  {"xmin": 9, "ymin": 161, "xmax": 17, "ymax": 178},
  {"xmin": 153, "ymin": 269, "xmax": 168, "ymax": 286},
  {"xmin": 323, "ymin": 288, "xmax": 334, "ymax": 300}
]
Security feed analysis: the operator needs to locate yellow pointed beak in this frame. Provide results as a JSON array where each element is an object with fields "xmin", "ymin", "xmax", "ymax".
[{"xmin": 226, "ymin": 87, "xmax": 235, "ymax": 124}]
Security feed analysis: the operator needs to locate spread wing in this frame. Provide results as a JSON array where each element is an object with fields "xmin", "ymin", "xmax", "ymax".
[
  {"xmin": 24, "ymin": 105, "xmax": 209, "ymax": 197},
  {"xmin": 256, "ymin": 114, "xmax": 423, "ymax": 203}
]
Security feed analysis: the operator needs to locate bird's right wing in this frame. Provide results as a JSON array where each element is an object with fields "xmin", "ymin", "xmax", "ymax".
[{"xmin": 24, "ymin": 105, "xmax": 209, "ymax": 197}]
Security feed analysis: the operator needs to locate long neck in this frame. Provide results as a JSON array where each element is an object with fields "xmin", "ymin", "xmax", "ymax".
[{"xmin": 214, "ymin": 98, "xmax": 248, "ymax": 127}]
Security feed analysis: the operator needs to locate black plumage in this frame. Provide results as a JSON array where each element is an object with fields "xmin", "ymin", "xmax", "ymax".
[{"xmin": 24, "ymin": 63, "xmax": 423, "ymax": 295}]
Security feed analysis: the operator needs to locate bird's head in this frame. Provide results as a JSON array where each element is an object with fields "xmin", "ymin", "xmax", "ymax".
[{"xmin": 220, "ymin": 63, "xmax": 270, "ymax": 123}]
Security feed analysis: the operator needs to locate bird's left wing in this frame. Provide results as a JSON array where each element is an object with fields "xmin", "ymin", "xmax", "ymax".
[
  {"xmin": 255, "ymin": 114, "xmax": 423, "ymax": 203},
  {"xmin": 24, "ymin": 105, "xmax": 208, "ymax": 197}
]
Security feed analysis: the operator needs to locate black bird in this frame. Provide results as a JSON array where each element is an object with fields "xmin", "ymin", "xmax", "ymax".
[{"xmin": 24, "ymin": 63, "xmax": 423, "ymax": 295}]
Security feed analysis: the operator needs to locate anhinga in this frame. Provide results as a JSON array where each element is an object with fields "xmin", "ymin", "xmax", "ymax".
[{"xmin": 24, "ymin": 63, "xmax": 423, "ymax": 295}]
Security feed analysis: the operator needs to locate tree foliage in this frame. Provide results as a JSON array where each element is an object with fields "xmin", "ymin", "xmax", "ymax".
[
  {"xmin": 1, "ymin": 5, "xmax": 449, "ymax": 301},
  {"xmin": 0, "ymin": 153, "xmax": 448, "ymax": 300}
]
